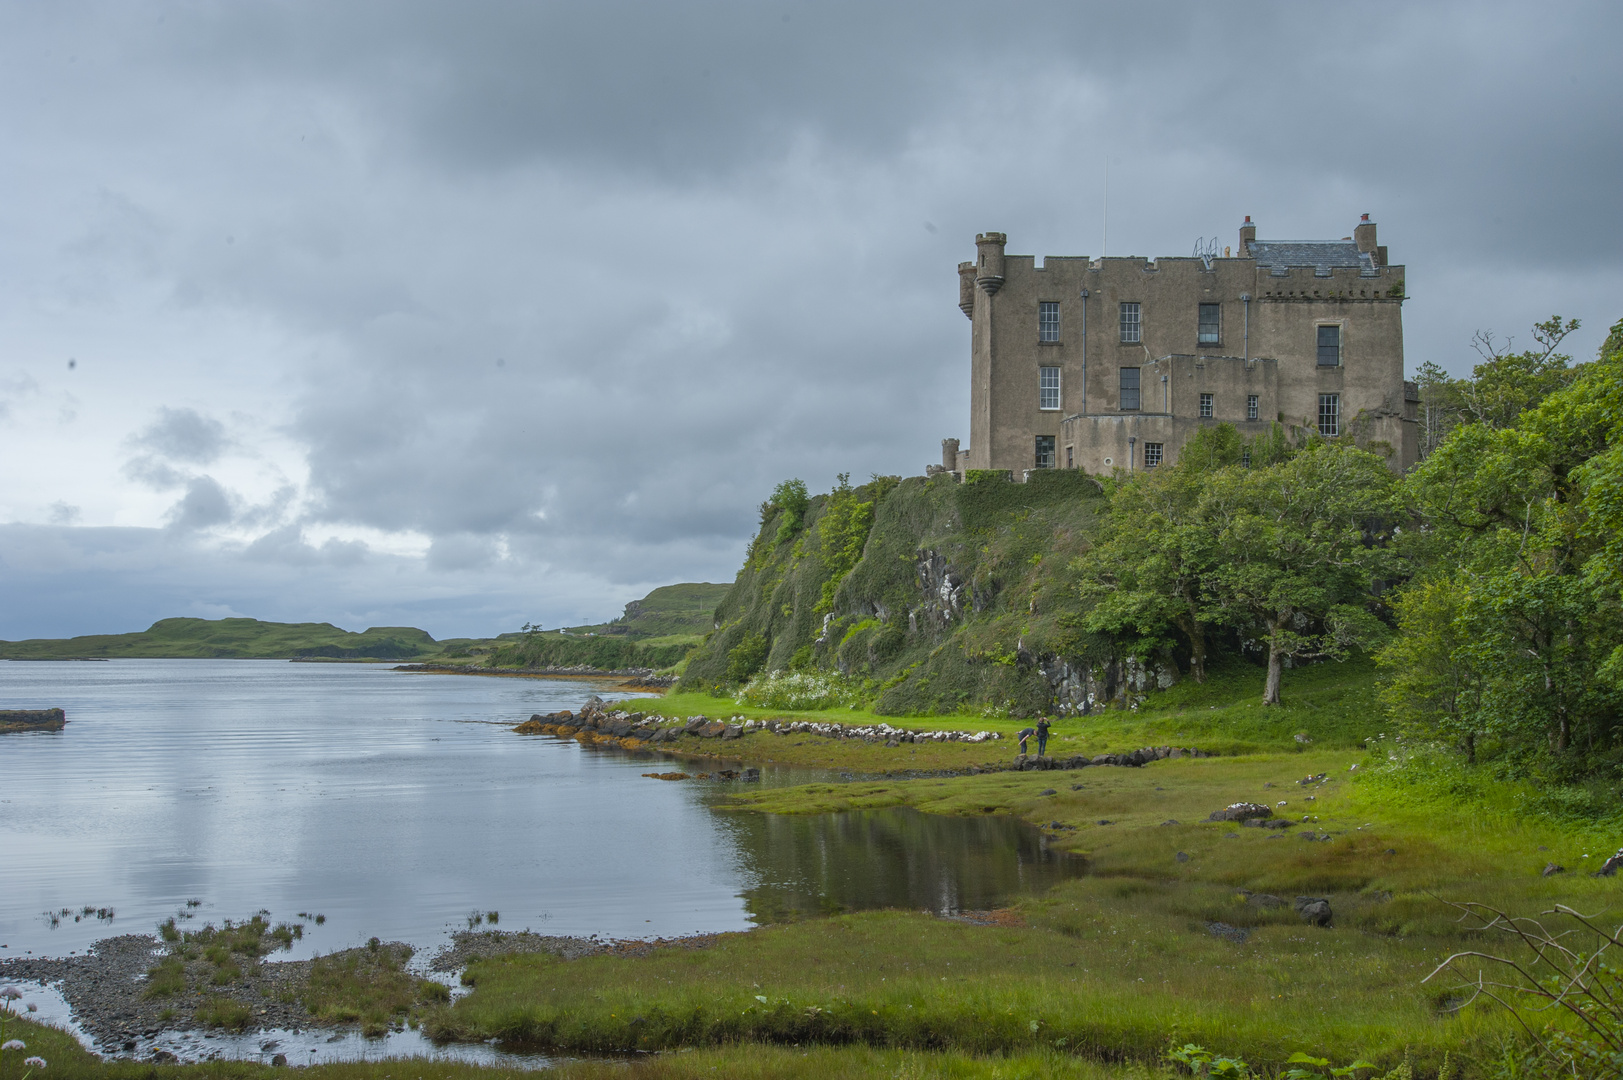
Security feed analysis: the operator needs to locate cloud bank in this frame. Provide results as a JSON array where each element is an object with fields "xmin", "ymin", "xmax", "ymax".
[{"xmin": 0, "ymin": 1, "xmax": 1618, "ymax": 638}]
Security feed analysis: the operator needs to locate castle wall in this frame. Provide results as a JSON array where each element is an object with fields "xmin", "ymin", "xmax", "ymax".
[{"xmin": 959, "ymin": 226, "xmax": 1417, "ymax": 475}]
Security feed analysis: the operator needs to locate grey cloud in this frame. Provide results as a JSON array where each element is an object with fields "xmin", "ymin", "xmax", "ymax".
[
  {"xmin": 0, "ymin": 2, "xmax": 1619, "ymax": 638},
  {"xmin": 165, "ymin": 476, "xmax": 236, "ymax": 532},
  {"xmin": 48, "ymin": 502, "xmax": 82, "ymax": 525},
  {"xmin": 132, "ymin": 407, "xmax": 228, "ymax": 464}
]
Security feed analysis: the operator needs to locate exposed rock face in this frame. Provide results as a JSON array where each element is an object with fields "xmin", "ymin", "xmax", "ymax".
[{"xmin": 912, "ymin": 549, "xmax": 975, "ymax": 631}]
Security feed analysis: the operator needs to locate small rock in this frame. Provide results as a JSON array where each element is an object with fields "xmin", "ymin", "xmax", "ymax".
[
  {"xmin": 1594, "ymin": 850, "xmax": 1623, "ymax": 877},
  {"xmin": 1205, "ymin": 921, "xmax": 1250, "ymax": 943},
  {"xmin": 150, "ymin": 1051, "xmax": 179, "ymax": 1064},
  {"xmin": 1294, "ymin": 896, "xmax": 1332, "ymax": 926},
  {"xmin": 1384, "ymin": 848, "xmax": 1397, "ymax": 855},
  {"xmin": 1175, "ymin": 851, "xmax": 1190, "ymax": 862},
  {"xmin": 1542, "ymin": 862, "xmax": 1566, "ymax": 877},
  {"xmin": 1039, "ymin": 788, "xmax": 1057, "ymax": 796},
  {"xmin": 1207, "ymin": 802, "xmax": 1273, "ymax": 823},
  {"xmin": 1097, "ymin": 819, "xmax": 1113, "ymax": 826},
  {"xmin": 1293, "ymin": 733, "xmax": 1312, "ymax": 744},
  {"xmin": 271, "ymin": 1054, "xmax": 288, "ymax": 1067},
  {"xmin": 1246, "ymin": 893, "xmax": 1286, "ymax": 909}
]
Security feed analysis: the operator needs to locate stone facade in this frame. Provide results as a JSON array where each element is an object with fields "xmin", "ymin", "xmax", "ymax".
[{"xmin": 945, "ymin": 215, "xmax": 1418, "ymax": 476}]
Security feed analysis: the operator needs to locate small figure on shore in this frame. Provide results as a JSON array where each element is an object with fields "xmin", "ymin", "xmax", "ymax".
[
  {"xmin": 1036, "ymin": 716, "xmax": 1053, "ymax": 756},
  {"xmin": 1017, "ymin": 727, "xmax": 1035, "ymax": 755}
]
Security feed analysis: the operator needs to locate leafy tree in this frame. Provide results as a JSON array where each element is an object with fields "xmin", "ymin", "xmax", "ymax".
[
  {"xmin": 1460, "ymin": 315, "xmax": 1581, "ymax": 429},
  {"xmin": 1077, "ymin": 431, "xmax": 1231, "ymax": 681},
  {"xmin": 765, "ymin": 479, "xmax": 810, "ymax": 544},
  {"xmin": 1197, "ymin": 442, "xmax": 1402, "ymax": 704},
  {"xmin": 814, "ymin": 473, "xmax": 898, "ymax": 614},
  {"xmin": 1383, "ymin": 321, "xmax": 1623, "ymax": 762},
  {"xmin": 1412, "ymin": 359, "xmax": 1467, "ymax": 460}
]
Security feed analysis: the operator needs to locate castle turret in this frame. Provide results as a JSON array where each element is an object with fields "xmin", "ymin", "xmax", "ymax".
[
  {"xmin": 958, "ymin": 262, "xmax": 976, "ymax": 318},
  {"xmin": 975, "ymin": 232, "xmax": 1006, "ymax": 295}
]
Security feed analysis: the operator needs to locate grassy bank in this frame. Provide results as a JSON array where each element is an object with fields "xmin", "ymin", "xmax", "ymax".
[{"xmin": 582, "ymin": 657, "xmax": 1382, "ymax": 774}]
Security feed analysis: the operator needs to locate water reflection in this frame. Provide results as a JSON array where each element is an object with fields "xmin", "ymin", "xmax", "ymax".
[{"xmin": 724, "ymin": 806, "xmax": 1085, "ymax": 923}]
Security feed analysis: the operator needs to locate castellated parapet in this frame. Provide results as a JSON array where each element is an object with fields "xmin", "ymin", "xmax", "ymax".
[{"xmin": 948, "ymin": 215, "xmax": 1417, "ymax": 477}]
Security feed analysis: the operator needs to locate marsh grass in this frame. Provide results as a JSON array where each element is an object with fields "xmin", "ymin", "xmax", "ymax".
[
  {"xmin": 143, "ymin": 956, "xmax": 186, "ymax": 998},
  {"xmin": 195, "ymin": 996, "xmax": 252, "ymax": 1031},
  {"xmin": 0, "ymin": 1013, "xmax": 1163, "ymax": 1079},
  {"xmin": 301, "ymin": 943, "xmax": 450, "ymax": 1037}
]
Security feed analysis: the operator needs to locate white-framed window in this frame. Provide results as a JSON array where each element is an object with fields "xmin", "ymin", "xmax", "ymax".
[
  {"xmin": 1319, "ymin": 393, "xmax": 1340, "ymax": 437},
  {"xmin": 1198, "ymin": 303, "xmax": 1220, "ymax": 345},
  {"xmin": 1038, "ymin": 301, "xmax": 1060, "ymax": 342},
  {"xmin": 1119, "ymin": 367, "xmax": 1141, "ymax": 410},
  {"xmin": 1143, "ymin": 442, "xmax": 1164, "ymax": 468},
  {"xmin": 1317, "ymin": 325, "xmax": 1342, "ymax": 366},
  {"xmin": 1119, "ymin": 302, "xmax": 1141, "ymax": 343},
  {"xmin": 1035, "ymin": 435, "xmax": 1056, "ymax": 469},
  {"xmin": 1247, "ymin": 394, "xmax": 1259, "ymax": 420},
  {"xmin": 1199, "ymin": 392, "xmax": 1214, "ymax": 418},
  {"xmin": 1241, "ymin": 447, "xmax": 1252, "ymax": 467},
  {"xmin": 1039, "ymin": 366, "xmax": 1061, "ymax": 410}
]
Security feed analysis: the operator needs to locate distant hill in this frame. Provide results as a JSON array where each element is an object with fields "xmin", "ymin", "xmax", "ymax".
[
  {"xmin": 0, "ymin": 618, "xmax": 439, "ymax": 660},
  {"xmin": 579, "ymin": 582, "xmax": 730, "ymax": 638}
]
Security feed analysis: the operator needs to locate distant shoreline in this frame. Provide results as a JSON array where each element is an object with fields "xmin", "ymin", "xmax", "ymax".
[{"xmin": 393, "ymin": 663, "xmax": 674, "ymax": 690}]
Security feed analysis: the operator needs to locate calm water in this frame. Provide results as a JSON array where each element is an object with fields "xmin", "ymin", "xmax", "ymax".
[{"xmin": 0, "ymin": 660, "xmax": 1081, "ymax": 965}]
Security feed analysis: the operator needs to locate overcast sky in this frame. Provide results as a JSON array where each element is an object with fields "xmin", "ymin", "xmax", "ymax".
[{"xmin": 1, "ymin": 1, "xmax": 1618, "ymax": 640}]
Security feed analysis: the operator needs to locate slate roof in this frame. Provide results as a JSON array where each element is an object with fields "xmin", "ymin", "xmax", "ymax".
[{"xmin": 1247, "ymin": 240, "xmax": 1376, "ymax": 272}]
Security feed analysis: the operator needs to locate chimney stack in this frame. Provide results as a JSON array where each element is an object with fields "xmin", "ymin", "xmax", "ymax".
[
  {"xmin": 1238, "ymin": 215, "xmax": 1256, "ymax": 253},
  {"xmin": 1354, "ymin": 213, "xmax": 1377, "ymax": 254}
]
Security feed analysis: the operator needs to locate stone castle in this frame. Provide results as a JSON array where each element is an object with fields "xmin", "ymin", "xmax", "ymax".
[{"xmin": 939, "ymin": 215, "xmax": 1418, "ymax": 477}]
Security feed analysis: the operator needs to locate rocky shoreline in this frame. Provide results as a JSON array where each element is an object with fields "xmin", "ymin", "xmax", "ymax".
[
  {"xmin": 0, "ymin": 928, "xmax": 729, "ymax": 1060},
  {"xmin": 514, "ymin": 696, "xmax": 1210, "ymax": 775},
  {"xmin": 0, "ymin": 934, "xmax": 326, "ymax": 1055}
]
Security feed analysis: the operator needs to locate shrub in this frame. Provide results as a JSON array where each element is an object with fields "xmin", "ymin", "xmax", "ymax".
[
  {"xmin": 736, "ymin": 671, "xmax": 861, "ymax": 711},
  {"xmin": 726, "ymin": 632, "xmax": 770, "ymax": 684}
]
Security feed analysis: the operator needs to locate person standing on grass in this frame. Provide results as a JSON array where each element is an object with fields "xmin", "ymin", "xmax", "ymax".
[
  {"xmin": 1017, "ymin": 726, "xmax": 1035, "ymax": 755},
  {"xmin": 1036, "ymin": 716, "xmax": 1053, "ymax": 757}
]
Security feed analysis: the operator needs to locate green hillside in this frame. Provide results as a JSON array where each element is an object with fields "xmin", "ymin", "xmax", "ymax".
[
  {"xmin": 0, "ymin": 617, "xmax": 439, "ymax": 660},
  {"xmin": 484, "ymin": 583, "xmax": 729, "ymax": 671}
]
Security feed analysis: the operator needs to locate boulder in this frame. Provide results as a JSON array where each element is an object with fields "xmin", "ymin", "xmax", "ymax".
[
  {"xmin": 1246, "ymin": 893, "xmax": 1286, "ymax": 909},
  {"xmin": 1294, "ymin": 896, "xmax": 1332, "ymax": 926},
  {"xmin": 582, "ymin": 695, "xmax": 605, "ymax": 711},
  {"xmin": 1543, "ymin": 862, "xmax": 1566, "ymax": 877},
  {"xmin": 721, "ymin": 724, "xmax": 743, "ymax": 739},
  {"xmin": 700, "ymin": 722, "xmax": 728, "ymax": 738},
  {"xmin": 1594, "ymin": 850, "xmax": 1623, "ymax": 877},
  {"xmin": 1207, "ymin": 802, "xmax": 1273, "ymax": 823}
]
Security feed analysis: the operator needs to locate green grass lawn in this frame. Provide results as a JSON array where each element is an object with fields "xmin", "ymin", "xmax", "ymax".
[{"xmin": 602, "ymin": 658, "xmax": 1384, "ymax": 774}]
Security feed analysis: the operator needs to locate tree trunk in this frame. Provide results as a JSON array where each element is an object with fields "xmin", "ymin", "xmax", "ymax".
[
  {"xmin": 1464, "ymin": 731, "xmax": 1476, "ymax": 764},
  {"xmin": 1178, "ymin": 613, "xmax": 1207, "ymax": 683},
  {"xmin": 1263, "ymin": 623, "xmax": 1285, "ymax": 705}
]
